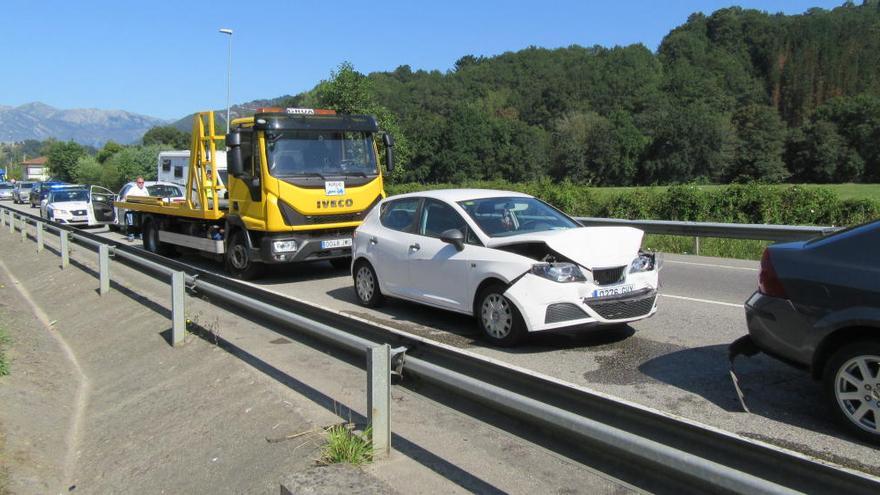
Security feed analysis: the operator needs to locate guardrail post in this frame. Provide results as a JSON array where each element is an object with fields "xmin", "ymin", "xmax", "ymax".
[
  {"xmin": 98, "ymin": 244, "xmax": 110, "ymax": 296},
  {"xmin": 36, "ymin": 222, "xmax": 44, "ymax": 252},
  {"xmin": 20, "ymin": 216, "xmax": 26, "ymax": 242},
  {"xmin": 367, "ymin": 344, "xmax": 391, "ymax": 458},
  {"xmin": 60, "ymin": 231, "xmax": 70, "ymax": 269},
  {"xmin": 1, "ymin": 210, "xmax": 6, "ymax": 228},
  {"xmin": 171, "ymin": 271, "xmax": 185, "ymax": 346},
  {"xmin": 693, "ymin": 236, "xmax": 701, "ymax": 256},
  {"xmin": 8, "ymin": 213, "xmax": 14, "ymax": 234}
]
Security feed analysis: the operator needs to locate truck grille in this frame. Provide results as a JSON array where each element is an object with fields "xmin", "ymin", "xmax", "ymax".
[
  {"xmin": 593, "ymin": 266, "xmax": 626, "ymax": 285},
  {"xmin": 586, "ymin": 291, "xmax": 656, "ymax": 321},
  {"xmin": 305, "ymin": 212, "xmax": 362, "ymax": 225},
  {"xmin": 545, "ymin": 303, "xmax": 589, "ymax": 324}
]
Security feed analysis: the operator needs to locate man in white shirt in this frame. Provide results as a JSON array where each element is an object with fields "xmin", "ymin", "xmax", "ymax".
[{"xmin": 125, "ymin": 177, "xmax": 149, "ymax": 241}]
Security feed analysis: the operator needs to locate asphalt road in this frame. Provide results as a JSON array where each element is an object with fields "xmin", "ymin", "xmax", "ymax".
[{"xmin": 4, "ymin": 200, "xmax": 878, "ymax": 475}]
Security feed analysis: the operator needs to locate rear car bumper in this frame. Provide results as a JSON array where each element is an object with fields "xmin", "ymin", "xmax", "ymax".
[{"xmin": 744, "ymin": 291, "xmax": 816, "ymax": 368}]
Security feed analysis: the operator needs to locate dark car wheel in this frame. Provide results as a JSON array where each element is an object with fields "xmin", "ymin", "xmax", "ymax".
[
  {"xmin": 224, "ymin": 230, "xmax": 263, "ymax": 280},
  {"xmin": 823, "ymin": 340, "xmax": 880, "ymax": 443},
  {"xmin": 476, "ymin": 283, "xmax": 526, "ymax": 347},
  {"xmin": 353, "ymin": 260, "xmax": 383, "ymax": 307}
]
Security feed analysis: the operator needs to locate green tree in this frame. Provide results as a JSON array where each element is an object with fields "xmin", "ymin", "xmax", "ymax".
[
  {"xmin": 96, "ymin": 141, "xmax": 124, "ymax": 164},
  {"xmin": 727, "ymin": 104, "xmax": 788, "ymax": 182},
  {"xmin": 72, "ymin": 155, "xmax": 104, "ymax": 185},
  {"xmin": 103, "ymin": 145, "xmax": 162, "ymax": 190},
  {"xmin": 47, "ymin": 140, "xmax": 87, "ymax": 182},
  {"xmin": 787, "ymin": 121, "xmax": 864, "ymax": 182},
  {"xmin": 143, "ymin": 126, "xmax": 191, "ymax": 149},
  {"xmin": 316, "ymin": 62, "xmax": 411, "ymax": 181}
]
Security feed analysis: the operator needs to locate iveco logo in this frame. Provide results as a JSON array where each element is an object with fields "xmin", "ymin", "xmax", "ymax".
[{"xmin": 317, "ymin": 199, "xmax": 354, "ymax": 209}]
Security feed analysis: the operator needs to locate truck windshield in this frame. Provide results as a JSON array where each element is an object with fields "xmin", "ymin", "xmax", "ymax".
[{"xmin": 266, "ymin": 130, "xmax": 378, "ymax": 178}]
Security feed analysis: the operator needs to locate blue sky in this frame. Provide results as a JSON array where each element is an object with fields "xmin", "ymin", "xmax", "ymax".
[{"xmin": 1, "ymin": 0, "xmax": 845, "ymax": 120}]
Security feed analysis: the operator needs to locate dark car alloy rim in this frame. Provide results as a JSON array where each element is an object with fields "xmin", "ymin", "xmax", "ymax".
[{"xmin": 835, "ymin": 354, "xmax": 880, "ymax": 434}]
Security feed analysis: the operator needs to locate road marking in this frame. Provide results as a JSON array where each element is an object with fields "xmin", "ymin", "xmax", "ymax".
[
  {"xmin": 661, "ymin": 293, "xmax": 744, "ymax": 308},
  {"xmin": 664, "ymin": 259, "xmax": 759, "ymax": 271}
]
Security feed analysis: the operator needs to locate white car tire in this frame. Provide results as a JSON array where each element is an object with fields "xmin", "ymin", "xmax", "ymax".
[
  {"xmin": 353, "ymin": 260, "xmax": 384, "ymax": 307},
  {"xmin": 476, "ymin": 283, "xmax": 526, "ymax": 347}
]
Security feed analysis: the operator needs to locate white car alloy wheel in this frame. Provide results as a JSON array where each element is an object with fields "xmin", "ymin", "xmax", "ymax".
[
  {"xmin": 834, "ymin": 354, "xmax": 880, "ymax": 434},
  {"xmin": 356, "ymin": 265, "xmax": 375, "ymax": 302},
  {"xmin": 481, "ymin": 294, "xmax": 513, "ymax": 339}
]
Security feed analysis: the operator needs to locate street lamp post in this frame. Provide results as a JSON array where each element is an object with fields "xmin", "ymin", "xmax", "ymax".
[{"xmin": 219, "ymin": 28, "xmax": 233, "ymax": 134}]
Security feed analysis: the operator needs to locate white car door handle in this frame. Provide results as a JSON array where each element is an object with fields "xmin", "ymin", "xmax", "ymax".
[
  {"xmin": 409, "ymin": 243, "xmax": 420, "ymax": 251},
  {"xmin": 370, "ymin": 236, "xmax": 378, "ymax": 245}
]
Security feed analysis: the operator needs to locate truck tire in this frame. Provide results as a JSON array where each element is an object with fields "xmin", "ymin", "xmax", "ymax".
[
  {"xmin": 142, "ymin": 216, "xmax": 176, "ymax": 257},
  {"xmin": 225, "ymin": 230, "xmax": 263, "ymax": 280}
]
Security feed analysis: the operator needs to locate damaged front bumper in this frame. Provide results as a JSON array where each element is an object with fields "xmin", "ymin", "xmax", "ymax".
[{"xmin": 503, "ymin": 272, "xmax": 659, "ymax": 332}]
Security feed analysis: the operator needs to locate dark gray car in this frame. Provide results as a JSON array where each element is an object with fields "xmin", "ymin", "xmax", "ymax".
[{"xmin": 733, "ymin": 220, "xmax": 880, "ymax": 442}]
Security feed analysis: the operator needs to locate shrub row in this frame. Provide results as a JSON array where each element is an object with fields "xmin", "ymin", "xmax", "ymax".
[{"xmin": 386, "ymin": 181, "xmax": 879, "ymax": 226}]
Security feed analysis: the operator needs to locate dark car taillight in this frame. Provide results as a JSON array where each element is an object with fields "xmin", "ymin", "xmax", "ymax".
[{"xmin": 758, "ymin": 248, "xmax": 787, "ymax": 298}]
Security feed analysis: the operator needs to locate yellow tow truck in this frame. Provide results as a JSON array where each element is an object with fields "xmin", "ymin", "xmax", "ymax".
[{"xmin": 115, "ymin": 108, "xmax": 394, "ymax": 278}]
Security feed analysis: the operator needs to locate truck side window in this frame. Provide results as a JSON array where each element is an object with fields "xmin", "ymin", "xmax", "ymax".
[{"xmin": 239, "ymin": 130, "xmax": 255, "ymax": 176}]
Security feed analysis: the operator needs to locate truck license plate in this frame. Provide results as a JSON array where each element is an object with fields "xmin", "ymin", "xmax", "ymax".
[
  {"xmin": 592, "ymin": 284, "xmax": 634, "ymax": 298},
  {"xmin": 321, "ymin": 238, "xmax": 352, "ymax": 249}
]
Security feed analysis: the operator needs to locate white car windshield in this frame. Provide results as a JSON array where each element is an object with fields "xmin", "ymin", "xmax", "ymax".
[
  {"xmin": 50, "ymin": 190, "xmax": 89, "ymax": 202},
  {"xmin": 458, "ymin": 197, "xmax": 580, "ymax": 237}
]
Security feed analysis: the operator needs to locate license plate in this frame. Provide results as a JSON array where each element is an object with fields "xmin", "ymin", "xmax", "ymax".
[
  {"xmin": 321, "ymin": 238, "xmax": 352, "ymax": 249},
  {"xmin": 592, "ymin": 284, "xmax": 634, "ymax": 298},
  {"xmin": 325, "ymin": 181, "xmax": 345, "ymax": 196}
]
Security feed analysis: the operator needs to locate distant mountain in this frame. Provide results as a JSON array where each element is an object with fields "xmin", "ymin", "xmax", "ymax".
[{"xmin": 0, "ymin": 102, "xmax": 169, "ymax": 147}]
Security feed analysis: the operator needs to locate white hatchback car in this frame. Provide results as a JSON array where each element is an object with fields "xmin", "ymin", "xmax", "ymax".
[
  {"xmin": 352, "ymin": 189, "xmax": 660, "ymax": 346},
  {"xmin": 42, "ymin": 185, "xmax": 117, "ymax": 227},
  {"xmin": 114, "ymin": 181, "xmax": 185, "ymax": 231}
]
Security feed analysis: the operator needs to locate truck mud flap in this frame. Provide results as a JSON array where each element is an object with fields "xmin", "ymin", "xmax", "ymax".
[{"xmin": 728, "ymin": 335, "xmax": 760, "ymax": 413}]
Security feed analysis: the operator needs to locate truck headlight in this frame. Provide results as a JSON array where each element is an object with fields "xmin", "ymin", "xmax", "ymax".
[
  {"xmin": 530, "ymin": 262, "xmax": 586, "ymax": 283},
  {"xmin": 630, "ymin": 252, "xmax": 657, "ymax": 272},
  {"xmin": 272, "ymin": 240, "xmax": 298, "ymax": 253}
]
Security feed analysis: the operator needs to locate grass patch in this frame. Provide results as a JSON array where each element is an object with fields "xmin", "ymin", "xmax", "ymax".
[
  {"xmin": 319, "ymin": 425, "xmax": 373, "ymax": 465},
  {"xmin": 644, "ymin": 235, "xmax": 770, "ymax": 261},
  {"xmin": 0, "ymin": 322, "xmax": 10, "ymax": 377}
]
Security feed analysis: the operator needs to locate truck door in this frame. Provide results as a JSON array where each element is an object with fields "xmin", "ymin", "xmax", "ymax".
[
  {"xmin": 228, "ymin": 129, "xmax": 266, "ymax": 229},
  {"xmin": 89, "ymin": 186, "xmax": 117, "ymax": 225}
]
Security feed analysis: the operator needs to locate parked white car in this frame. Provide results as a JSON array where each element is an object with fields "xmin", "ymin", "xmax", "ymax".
[
  {"xmin": 42, "ymin": 185, "xmax": 117, "ymax": 227},
  {"xmin": 0, "ymin": 183, "xmax": 13, "ymax": 201},
  {"xmin": 113, "ymin": 181, "xmax": 185, "ymax": 231},
  {"xmin": 352, "ymin": 189, "xmax": 660, "ymax": 346}
]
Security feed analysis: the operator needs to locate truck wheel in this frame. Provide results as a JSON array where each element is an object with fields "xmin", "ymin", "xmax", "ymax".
[
  {"xmin": 823, "ymin": 340, "xmax": 880, "ymax": 444},
  {"xmin": 143, "ymin": 217, "xmax": 176, "ymax": 257},
  {"xmin": 330, "ymin": 257, "xmax": 352, "ymax": 271},
  {"xmin": 476, "ymin": 283, "xmax": 526, "ymax": 347},
  {"xmin": 225, "ymin": 230, "xmax": 263, "ymax": 280}
]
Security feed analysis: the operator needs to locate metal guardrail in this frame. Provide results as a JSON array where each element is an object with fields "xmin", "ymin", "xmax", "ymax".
[
  {"xmin": 575, "ymin": 216, "xmax": 841, "ymax": 254},
  {"xmin": 2, "ymin": 204, "xmax": 879, "ymax": 494}
]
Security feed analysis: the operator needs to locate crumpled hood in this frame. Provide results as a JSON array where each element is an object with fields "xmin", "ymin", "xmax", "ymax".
[
  {"xmin": 487, "ymin": 226, "xmax": 644, "ymax": 269},
  {"xmin": 51, "ymin": 201, "xmax": 89, "ymax": 211}
]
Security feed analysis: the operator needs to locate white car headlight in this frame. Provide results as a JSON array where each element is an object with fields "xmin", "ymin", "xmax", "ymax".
[
  {"xmin": 530, "ymin": 262, "xmax": 586, "ymax": 283},
  {"xmin": 630, "ymin": 251, "xmax": 658, "ymax": 272},
  {"xmin": 53, "ymin": 209, "xmax": 70, "ymax": 217},
  {"xmin": 272, "ymin": 240, "xmax": 298, "ymax": 253}
]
